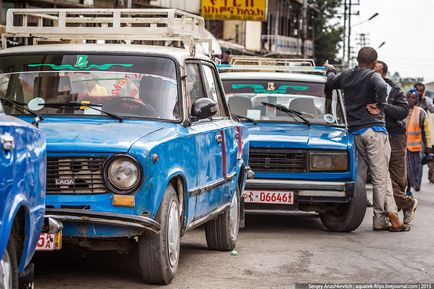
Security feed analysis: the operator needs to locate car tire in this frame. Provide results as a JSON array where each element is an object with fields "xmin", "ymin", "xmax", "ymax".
[
  {"xmin": 0, "ymin": 235, "xmax": 19, "ymax": 289},
  {"xmin": 138, "ymin": 184, "xmax": 180, "ymax": 285},
  {"xmin": 205, "ymin": 186, "xmax": 240, "ymax": 251},
  {"xmin": 319, "ymin": 176, "xmax": 367, "ymax": 232}
]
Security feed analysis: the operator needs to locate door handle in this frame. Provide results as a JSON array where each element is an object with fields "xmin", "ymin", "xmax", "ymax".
[
  {"xmin": 215, "ymin": 134, "xmax": 223, "ymax": 143},
  {"xmin": 1, "ymin": 134, "xmax": 14, "ymax": 151}
]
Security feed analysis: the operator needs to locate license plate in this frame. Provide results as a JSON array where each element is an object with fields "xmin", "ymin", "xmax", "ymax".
[
  {"xmin": 36, "ymin": 232, "xmax": 62, "ymax": 251},
  {"xmin": 242, "ymin": 191, "xmax": 294, "ymax": 205}
]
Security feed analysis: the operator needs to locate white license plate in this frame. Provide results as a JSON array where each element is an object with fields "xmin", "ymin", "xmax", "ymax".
[
  {"xmin": 36, "ymin": 232, "xmax": 62, "ymax": 251},
  {"xmin": 242, "ymin": 191, "xmax": 294, "ymax": 205}
]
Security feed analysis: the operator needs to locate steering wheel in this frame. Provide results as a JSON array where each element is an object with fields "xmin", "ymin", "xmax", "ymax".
[{"xmin": 103, "ymin": 97, "xmax": 159, "ymax": 118}]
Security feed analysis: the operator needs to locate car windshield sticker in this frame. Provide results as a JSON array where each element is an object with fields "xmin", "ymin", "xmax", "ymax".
[
  {"xmin": 28, "ymin": 55, "xmax": 133, "ymax": 71},
  {"xmin": 28, "ymin": 63, "xmax": 133, "ymax": 71},
  {"xmin": 247, "ymin": 109, "xmax": 261, "ymax": 119},
  {"xmin": 75, "ymin": 55, "xmax": 88, "ymax": 68},
  {"xmin": 324, "ymin": 113, "xmax": 336, "ymax": 124},
  {"xmin": 231, "ymin": 84, "xmax": 309, "ymax": 94}
]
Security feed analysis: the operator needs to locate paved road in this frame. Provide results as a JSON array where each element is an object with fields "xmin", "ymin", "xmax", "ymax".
[{"xmin": 34, "ymin": 169, "xmax": 434, "ymax": 289}]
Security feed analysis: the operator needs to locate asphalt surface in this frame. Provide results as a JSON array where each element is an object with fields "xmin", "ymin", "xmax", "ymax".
[{"xmin": 34, "ymin": 168, "xmax": 434, "ymax": 289}]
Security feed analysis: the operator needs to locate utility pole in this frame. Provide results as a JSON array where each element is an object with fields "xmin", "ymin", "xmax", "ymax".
[
  {"xmin": 342, "ymin": 0, "xmax": 347, "ymax": 65},
  {"xmin": 347, "ymin": 0, "xmax": 352, "ymax": 64},
  {"xmin": 346, "ymin": 0, "xmax": 359, "ymax": 67},
  {"xmin": 356, "ymin": 33, "xmax": 369, "ymax": 48},
  {"xmin": 302, "ymin": 0, "xmax": 308, "ymax": 58}
]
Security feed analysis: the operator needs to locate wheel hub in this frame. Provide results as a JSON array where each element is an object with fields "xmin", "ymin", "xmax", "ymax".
[
  {"xmin": 229, "ymin": 192, "xmax": 239, "ymax": 240},
  {"xmin": 0, "ymin": 249, "xmax": 12, "ymax": 289},
  {"xmin": 167, "ymin": 201, "xmax": 180, "ymax": 268}
]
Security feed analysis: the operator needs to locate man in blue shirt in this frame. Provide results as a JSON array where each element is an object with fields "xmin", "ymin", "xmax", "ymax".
[{"xmin": 325, "ymin": 47, "xmax": 408, "ymax": 231}]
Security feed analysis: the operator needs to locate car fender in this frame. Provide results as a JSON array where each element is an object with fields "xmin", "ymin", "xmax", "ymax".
[
  {"xmin": 0, "ymin": 194, "xmax": 43, "ymax": 272},
  {"xmin": 157, "ymin": 169, "xmax": 190, "ymax": 228},
  {"xmin": 347, "ymin": 133, "xmax": 358, "ymax": 182}
]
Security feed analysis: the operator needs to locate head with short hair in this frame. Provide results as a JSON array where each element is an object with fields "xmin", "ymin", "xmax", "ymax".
[
  {"xmin": 414, "ymin": 82, "xmax": 425, "ymax": 98},
  {"xmin": 407, "ymin": 89, "xmax": 418, "ymax": 108},
  {"xmin": 356, "ymin": 47, "xmax": 378, "ymax": 69},
  {"xmin": 374, "ymin": 60, "xmax": 388, "ymax": 78}
]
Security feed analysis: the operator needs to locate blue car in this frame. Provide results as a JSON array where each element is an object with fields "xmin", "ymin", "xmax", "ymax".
[
  {"xmin": 0, "ymin": 102, "xmax": 46, "ymax": 289},
  {"xmin": 220, "ymin": 58, "xmax": 366, "ymax": 232},
  {"xmin": 0, "ymin": 29, "xmax": 249, "ymax": 286}
]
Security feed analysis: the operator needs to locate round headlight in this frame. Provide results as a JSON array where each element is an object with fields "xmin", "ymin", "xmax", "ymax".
[{"xmin": 105, "ymin": 155, "xmax": 141, "ymax": 193}]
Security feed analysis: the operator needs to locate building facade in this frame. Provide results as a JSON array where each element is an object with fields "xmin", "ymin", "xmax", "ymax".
[{"xmin": 1, "ymin": 0, "xmax": 314, "ymax": 58}]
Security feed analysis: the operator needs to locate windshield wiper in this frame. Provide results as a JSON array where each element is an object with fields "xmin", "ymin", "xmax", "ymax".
[
  {"xmin": 231, "ymin": 113, "xmax": 257, "ymax": 125},
  {"xmin": 261, "ymin": 102, "xmax": 311, "ymax": 127},
  {"xmin": 42, "ymin": 101, "xmax": 123, "ymax": 123},
  {"xmin": 0, "ymin": 97, "xmax": 44, "ymax": 127}
]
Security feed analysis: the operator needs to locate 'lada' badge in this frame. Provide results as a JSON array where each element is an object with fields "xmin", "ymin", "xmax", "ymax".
[
  {"xmin": 55, "ymin": 179, "xmax": 75, "ymax": 186},
  {"xmin": 264, "ymin": 157, "xmax": 271, "ymax": 168}
]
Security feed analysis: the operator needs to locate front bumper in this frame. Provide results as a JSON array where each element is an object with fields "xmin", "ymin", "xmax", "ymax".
[
  {"xmin": 45, "ymin": 209, "xmax": 161, "ymax": 237},
  {"xmin": 245, "ymin": 179, "xmax": 354, "ymax": 204}
]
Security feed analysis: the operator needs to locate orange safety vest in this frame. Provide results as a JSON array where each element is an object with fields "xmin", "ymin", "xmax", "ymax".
[{"xmin": 407, "ymin": 106, "xmax": 423, "ymax": 152}]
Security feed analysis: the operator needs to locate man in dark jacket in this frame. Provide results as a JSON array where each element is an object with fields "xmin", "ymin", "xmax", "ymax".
[
  {"xmin": 325, "ymin": 47, "xmax": 407, "ymax": 231},
  {"xmin": 371, "ymin": 61, "xmax": 418, "ymax": 224}
]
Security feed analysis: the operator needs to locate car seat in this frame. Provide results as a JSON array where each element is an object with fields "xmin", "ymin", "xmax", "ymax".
[
  {"xmin": 288, "ymin": 97, "xmax": 318, "ymax": 118},
  {"xmin": 228, "ymin": 96, "xmax": 252, "ymax": 116},
  {"xmin": 139, "ymin": 75, "xmax": 178, "ymax": 119}
]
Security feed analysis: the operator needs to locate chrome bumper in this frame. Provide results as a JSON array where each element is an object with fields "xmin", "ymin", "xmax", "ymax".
[
  {"xmin": 45, "ymin": 209, "xmax": 161, "ymax": 234},
  {"xmin": 246, "ymin": 179, "xmax": 354, "ymax": 199}
]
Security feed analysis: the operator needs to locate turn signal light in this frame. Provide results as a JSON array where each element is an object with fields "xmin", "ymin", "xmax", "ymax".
[{"xmin": 112, "ymin": 194, "xmax": 135, "ymax": 207}]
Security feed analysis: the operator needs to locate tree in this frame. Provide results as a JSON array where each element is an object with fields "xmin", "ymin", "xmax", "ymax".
[{"xmin": 309, "ymin": 0, "xmax": 343, "ymax": 65}]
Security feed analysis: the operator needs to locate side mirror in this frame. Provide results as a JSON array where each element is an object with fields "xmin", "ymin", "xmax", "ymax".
[{"xmin": 191, "ymin": 98, "xmax": 218, "ymax": 121}]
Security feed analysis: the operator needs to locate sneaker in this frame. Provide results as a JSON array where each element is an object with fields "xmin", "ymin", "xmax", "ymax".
[
  {"xmin": 403, "ymin": 198, "xmax": 419, "ymax": 225},
  {"xmin": 367, "ymin": 199, "xmax": 373, "ymax": 207}
]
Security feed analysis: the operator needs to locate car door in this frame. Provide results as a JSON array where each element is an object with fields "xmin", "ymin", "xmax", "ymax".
[
  {"xmin": 185, "ymin": 61, "xmax": 224, "ymax": 220},
  {"xmin": 200, "ymin": 62, "xmax": 239, "ymax": 205},
  {"xmin": 0, "ymin": 114, "xmax": 17, "ymax": 227},
  {"xmin": 0, "ymin": 117, "xmax": 15, "ymax": 189}
]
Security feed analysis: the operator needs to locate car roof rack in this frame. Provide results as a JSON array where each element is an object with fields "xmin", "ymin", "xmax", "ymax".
[
  {"xmin": 218, "ymin": 56, "xmax": 326, "ymax": 74},
  {"xmin": 1, "ymin": 8, "xmax": 212, "ymax": 56}
]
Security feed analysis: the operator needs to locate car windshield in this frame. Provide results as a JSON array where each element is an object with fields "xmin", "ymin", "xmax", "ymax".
[
  {"xmin": 0, "ymin": 54, "xmax": 179, "ymax": 120},
  {"xmin": 222, "ymin": 79, "xmax": 345, "ymax": 126}
]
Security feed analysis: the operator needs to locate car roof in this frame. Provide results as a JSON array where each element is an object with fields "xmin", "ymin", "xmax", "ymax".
[
  {"xmin": 219, "ymin": 72, "xmax": 326, "ymax": 83},
  {"xmin": 0, "ymin": 44, "xmax": 211, "ymax": 63}
]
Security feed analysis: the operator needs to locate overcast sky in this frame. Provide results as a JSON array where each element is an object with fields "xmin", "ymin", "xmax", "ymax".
[{"xmin": 349, "ymin": 0, "xmax": 433, "ymax": 83}]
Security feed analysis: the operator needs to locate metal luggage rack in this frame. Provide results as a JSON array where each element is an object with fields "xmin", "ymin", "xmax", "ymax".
[
  {"xmin": 1, "ymin": 8, "xmax": 212, "ymax": 56},
  {"xmin": 218, "ymin": 56, "xmax": 326, "ymax": 74}
]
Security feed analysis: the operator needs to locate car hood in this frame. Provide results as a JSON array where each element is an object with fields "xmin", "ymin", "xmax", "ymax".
[
  {"xmin": 246, "ymin": 122, "xmax": 350, "ymax": 150},
  {"xmin": 38, "ymin": 119, "xmax": 164, "ymax": 152}
]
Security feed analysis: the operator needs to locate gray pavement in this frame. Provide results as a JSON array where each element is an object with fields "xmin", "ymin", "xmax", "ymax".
[{"xmin": 34, "ymin": 168, "xmax": 434, "ymax": 288}]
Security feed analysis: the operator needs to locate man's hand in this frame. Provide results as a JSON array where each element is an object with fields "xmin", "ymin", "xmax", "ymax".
[
  {"xmin": 324, "ymin": 64, "xmax": 336, "ymax": 71},
  {"xmin": 366, "ymin": 103, "xmax": 381, "ymax": 115}
]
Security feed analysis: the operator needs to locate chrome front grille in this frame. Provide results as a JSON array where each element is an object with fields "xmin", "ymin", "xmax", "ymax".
[
  {"xmin": 249, "ymin": 148, "xmax": 306, "ymax": 172},
  {"xmin": 47, "ymin": 157, "xmax": 108, "ymax": 194}
]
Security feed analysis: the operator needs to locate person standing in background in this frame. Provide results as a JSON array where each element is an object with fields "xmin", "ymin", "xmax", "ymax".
[
  {"xmin": 415, "ymin": 83, "xmax": 434, "ymax": 113},
  {"xmin": 405, "ymin": 89, "xmax": 432, "ymax": 195},
  {"xmin": 414, "ymin": 83, "xmax": 434, "ymax": 183},
  {"xmin": 370, "ymin": 61, "xmax": 418, "ymax": 225}
]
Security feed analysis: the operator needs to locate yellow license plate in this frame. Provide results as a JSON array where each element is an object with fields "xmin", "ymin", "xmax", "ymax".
[{"xmin": 36, "ymin": 231, "xmax": 62, "ymax": 251}]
